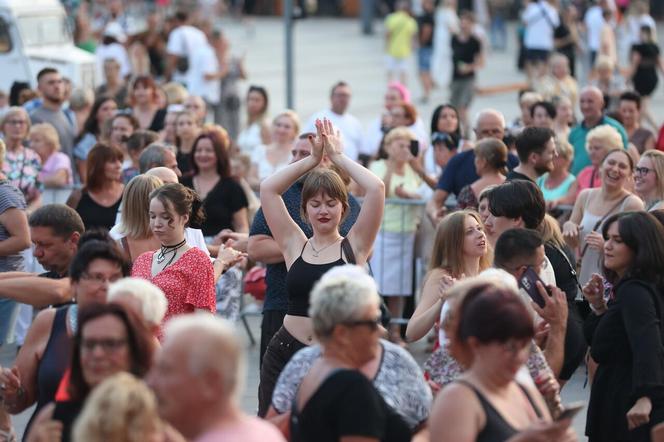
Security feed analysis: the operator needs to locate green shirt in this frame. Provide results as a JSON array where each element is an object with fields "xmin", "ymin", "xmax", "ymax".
[{"xmin": 568, "ymin": 116, "xmax": 628, "ymax": 175}]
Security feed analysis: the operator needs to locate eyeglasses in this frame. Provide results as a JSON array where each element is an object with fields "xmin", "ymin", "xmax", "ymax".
[
  {"xmin": 5, "ymin": 120, "xmax": 27, "ymax": 126},
  {"xmin": 635, "ymin": 166, "xmax": 654, "ymax": 176},
  {"xmin": 81, "ymin": 272, "xmax": 123, "ymax": 285},
  {"xmin": 81, "ymin": 337, "xmax": 127, "ymax": 353},
  {"xmin": 342, "ymin": 317, "xmax": 382, "ymax": 331}
]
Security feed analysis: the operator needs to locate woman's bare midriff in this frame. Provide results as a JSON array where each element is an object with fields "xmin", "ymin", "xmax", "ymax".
[{"xmin": 283, "ymin": 314, "xmax": 317, "ymax": 346}]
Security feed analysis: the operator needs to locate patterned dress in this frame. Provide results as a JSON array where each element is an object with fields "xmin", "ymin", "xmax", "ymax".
[
  {"xmin": 132, "ymin": 247, "xmax": 216, "ymax": 329},
  {"xmin": 2, "ymin": 147, "xmax": 42, "ymax": 204}
]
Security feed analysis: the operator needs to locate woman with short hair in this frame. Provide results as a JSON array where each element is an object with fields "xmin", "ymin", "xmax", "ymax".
[
  {"xmin": 128, "ymin": 75, "xmax": 167, "ymax": 132},
  {"xmin": 29, "ymin": 123, "xmax": 73, "ymax": 188},
  {"xmin": 457, "ymin": 138, "xmax": 507, "ymax": 210},
  {"xmin": 576, "ymin": 125, "xmax": 624, "ymax": 194},
  {"xmin": 537, "ymin": 139, "xmax": 577, "ymax": 210},
  {"xmin": 289, "ymin": 265, "xmax": 410, "ymax": 442}
]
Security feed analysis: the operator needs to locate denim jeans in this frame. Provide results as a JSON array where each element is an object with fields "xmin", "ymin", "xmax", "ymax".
[{"xmin": 0, "ymin": 298, "xmax": 19, "ymax": 346}]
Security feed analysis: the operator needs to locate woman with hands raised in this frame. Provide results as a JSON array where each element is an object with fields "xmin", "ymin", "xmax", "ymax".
[{"xmin": 257, "ymin": 118, "xmax": 385, "ymax": 416}]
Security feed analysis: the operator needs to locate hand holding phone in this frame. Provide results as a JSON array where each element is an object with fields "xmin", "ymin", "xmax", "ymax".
[
  {"xmin": 518, "ymin": 267, "xmax": 550, "ymax": 308},
  {"xmin": 556, "ymin": 401, "xmax": 585, "ymax": 421},
  {"xmin": 409, "ymin": 140, "xmax": 419, "ymax": 157}
]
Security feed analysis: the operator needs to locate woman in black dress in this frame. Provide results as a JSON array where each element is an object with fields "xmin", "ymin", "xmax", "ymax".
[
  {"xmin": 67, "ymin": 143, "xmax": 124, "ymax": 231},
  {"xmin": 181, "ymin": 129, "xmax": 248, "ymax": 249},
  {"xmin": 583, "ymin": 211, "xmax": 664, "ymax": 442},
  {"xmin": 629, "ymin": 25, "xmax": 664, "ymax": 131}
]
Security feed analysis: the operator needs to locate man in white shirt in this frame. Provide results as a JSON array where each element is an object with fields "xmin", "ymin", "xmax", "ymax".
[
  {"xmin": 304, "ymin": 82, "xmax": 364, "ymax": 162},
  {"xmin": 585, "ymin": 0, "xmax": 610, "ymax": 67},
  {"xmin": 521, "ymin": 0, "xmax": 559, "ymax": 80},
  {"xmin": 166, "ymin": 11, "xmax": 208, "ymax": 86}
]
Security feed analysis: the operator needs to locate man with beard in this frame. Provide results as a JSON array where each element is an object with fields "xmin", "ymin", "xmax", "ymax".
[
  {"xmin": 29, "ymin": 68, "xmax": 77, "ymax": 161},
  {"xmin": 506, "ymin": 126, "xmax": 557, "ymax": 182}
]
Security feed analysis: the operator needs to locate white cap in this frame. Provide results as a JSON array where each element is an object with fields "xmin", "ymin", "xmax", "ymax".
[{"xmin": 103, "ymin": 21, "xmax": 127, "ymax": 44}]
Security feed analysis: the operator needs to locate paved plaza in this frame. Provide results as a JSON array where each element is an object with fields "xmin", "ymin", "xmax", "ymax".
[{"xmin": 2, "ymin": 14, "xmax": 664, "ymax": 440}]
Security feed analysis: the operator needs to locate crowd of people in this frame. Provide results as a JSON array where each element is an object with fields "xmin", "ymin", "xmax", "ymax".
[{"xmin": 0, "ymin": 0, "xmax": 663, "ymax": 441}]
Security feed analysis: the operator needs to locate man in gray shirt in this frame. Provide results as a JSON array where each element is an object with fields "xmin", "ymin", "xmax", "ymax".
[{"xmin": 29, "ymin": 68, "xmax": 77, "ymax": 160}]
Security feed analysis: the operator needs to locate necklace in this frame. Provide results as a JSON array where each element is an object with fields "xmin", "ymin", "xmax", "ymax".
[
  {"xmin": 308, "ymin": 237, "xmax": 342, "ymax": 257},
  {"xmin": 157, "ymin": 238, "xmax": 187, "ymax": 266}
]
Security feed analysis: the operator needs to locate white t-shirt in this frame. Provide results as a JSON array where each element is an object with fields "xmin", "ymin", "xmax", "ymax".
[
  {"xmin": 627, "ymin": 14, "xmax": 657, "ymax": 44},
  {"xmin": 109, "ymin": 224, "xmax": 210, "ymax": 258},
  {"xmin": 187, "ymin": 43, "xmax": 220, "ymax": 104},
  {"xmin": 250, "ymin": 145, "xmax": 290, "ymax": 183},
  {"xmin": 585, "ymin": 6, "xmax": 605, "ymax": 51},
  {"xmin": 166, "ymin": 25, "xmax": 208, "ymax": 84},
  {"xmin": 304, "ymin": 109, "xmax": 364, "ymax": 161},
  {"xmin": 96, "ymin": 43, "xmax": 131, "ymax": 80},
  {"xmin": 521, "ymin": 1, "xmax": 559, "ymax": 51}
]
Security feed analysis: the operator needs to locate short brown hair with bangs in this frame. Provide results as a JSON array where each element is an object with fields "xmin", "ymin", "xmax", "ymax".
[
  {"xmin": 128, "ymin": 75, "xmax": 159, "ymax": 106},
  {"xmin": 300, "ymin": 169, "xmax": 349, "ymax": 224},
  {"xmin": 86, "ymin": 143, "xmax": 124, "ymax": 192}
]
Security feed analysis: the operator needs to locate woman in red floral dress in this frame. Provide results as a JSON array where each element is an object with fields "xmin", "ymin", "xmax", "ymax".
[{"xmin": 131, "ymin": 183, "xmax": 216, "ymax": 328}]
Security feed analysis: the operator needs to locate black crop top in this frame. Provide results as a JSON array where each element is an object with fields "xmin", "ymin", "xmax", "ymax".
[{"xmin": 286, "ymin": 240, "xmax": 347, "ymax": 317}]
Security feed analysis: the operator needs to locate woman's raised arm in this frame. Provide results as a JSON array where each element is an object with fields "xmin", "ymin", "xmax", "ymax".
[
  {"xmin": 319, "ymin": 119, "xmax": 385, "ymax": 263},
  {"xmin": 259, "ymin": 125, "xmax": 325, "ymax": 267}
]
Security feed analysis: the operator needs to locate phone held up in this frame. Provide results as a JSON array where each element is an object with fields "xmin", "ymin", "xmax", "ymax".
[{"xmin": 518, "ymin": 266, "xmax": 552, "ymax": 308}]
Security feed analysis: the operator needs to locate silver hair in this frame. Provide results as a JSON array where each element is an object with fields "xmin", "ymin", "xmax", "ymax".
[
  {"xmin": 138, "ymin": 143, "xmax": 177, "ymax": 173},
  {"xmin": 163, "ymin": 314, "xmax": 245, "ymax": 403},
  {"xmin": 309, "ymin": 265, "xmax": 381, "ymax": 341},
  {"xmin": 473, "ymin": 108, "xmax": 506, "ymax": 130},
  {"xmin": 108, "ymin": 277, "xmax": 168, "ymax": 326}
]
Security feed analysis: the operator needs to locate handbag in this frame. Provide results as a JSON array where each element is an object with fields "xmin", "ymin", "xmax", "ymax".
[{"xmin": 243, "ymin": 266, "xmax": 266, "ymax": 301}]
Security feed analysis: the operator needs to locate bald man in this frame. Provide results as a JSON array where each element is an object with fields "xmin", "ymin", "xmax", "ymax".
[
  {"xmin": 425, "ymin": 109, "xmax": 519, "ymax": 224},
  {"xmin": 569, "ymin": 86, "xmax": 628, "ymax": 174},
  {"xmin": 145, "ymin": 166, "xmax": 178, "ymax": 184}
]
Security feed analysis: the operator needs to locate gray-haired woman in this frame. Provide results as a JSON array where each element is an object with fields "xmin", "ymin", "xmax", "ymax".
[{"xmin": 289, "ymin": 265, "xmax": 410, "ymax": 442}]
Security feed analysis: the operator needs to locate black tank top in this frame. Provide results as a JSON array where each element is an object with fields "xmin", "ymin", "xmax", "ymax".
[
  {"xmin": 456, "ymin": 380, "xmax": 543, "ymax": 442},
  {"xmin": 286, "ymin": 240, "xmax": 347, "ymax": 317},
  {"xmin": 75, "ymin": 191, "xmax": 122, "ymax": 231},
  {"xmin": 24, "ymin": 306, "xmax": 72, "ymax": 441}
]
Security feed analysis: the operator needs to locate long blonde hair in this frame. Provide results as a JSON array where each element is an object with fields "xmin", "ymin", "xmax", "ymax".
[
  {"xmin": 119, "ymin": 175, "xmax": 163, "ymax": 239},
  {"xmin": 429, "ymin": 210, "xmax": 491, "ymax": 277}
]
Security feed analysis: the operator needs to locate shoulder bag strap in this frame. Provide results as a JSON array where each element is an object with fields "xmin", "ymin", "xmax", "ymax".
[
  {"xmin": 551, "ymin": 244, "xmax": 583, "ymax": 293},
  {"xmin": 341, "ymin": 237, "xmax": 356, "ymax": 264},
  {"xmin": 580, "ymin": 194, "xmax": 630, "ymax": 259}
]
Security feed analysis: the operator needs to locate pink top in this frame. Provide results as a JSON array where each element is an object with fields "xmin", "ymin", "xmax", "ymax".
[
  {"xmin": 576, "ymin": 166, "xmax": 602, "ymax": 196},
  {"xmin": 39, "ymin": 152, "xmax": 73, "ymax": 185},
  {"xmin": 132, "ymin": 248, "xmax": 216, "ymax": 325},
  {"xmin": 195, "ymin": 416, "xmax": 285, "ymax": 442}
]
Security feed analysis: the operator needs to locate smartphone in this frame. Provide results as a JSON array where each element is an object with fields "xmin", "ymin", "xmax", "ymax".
[
  {"xmin": 518, "ymin": 266, "xmax": 549, "ymax": 308},
  {"xmin": 556, "ymin": 401, "xmax": 585, "ymax": 421},
  {"xmin": 410, "ymin": 140, "xmax": 419, "ymax": 157}
]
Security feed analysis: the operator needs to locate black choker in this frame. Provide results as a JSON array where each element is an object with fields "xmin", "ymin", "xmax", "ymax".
[{"xmin": 157, "ymin": 239, "xmax": 187, "ymax": 266}]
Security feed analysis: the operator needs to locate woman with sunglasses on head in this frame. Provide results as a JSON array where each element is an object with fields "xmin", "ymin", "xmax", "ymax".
[
  {"xmin": 634, "ymin": 150, "xmax": 664, "ymax": 212},
  {"xmin": 257, "ymin": 118, "xmax": 384, "ymax": 417},
  {"xmin": 563, "ymin": 149, "xmax": 643, "ymax": 292},
  {"xmin": 0, "ymin": 234, "xmax": 129, "ymax": 439},
  {"xmin": 583, "ymin": 211, "xmax": 664, "ymax": 442}
]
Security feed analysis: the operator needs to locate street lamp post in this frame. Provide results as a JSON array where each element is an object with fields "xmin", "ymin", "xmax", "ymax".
[{"xmin": 284, "ymin": 0, "xmax": 294, "ymax": 109}]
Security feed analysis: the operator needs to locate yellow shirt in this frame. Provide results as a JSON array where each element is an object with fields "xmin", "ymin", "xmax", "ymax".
[
  {"xmin": 385, "ymin": 11, "xmax": 418, "ymax": 59},
  {"xmin": 370, "ymin": 160, "xmax": 422, "ymax": 233}
]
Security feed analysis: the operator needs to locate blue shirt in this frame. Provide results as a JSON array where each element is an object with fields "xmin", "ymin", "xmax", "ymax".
[
  {"xmin": 568, "ymin": 116, "xmax": 628, "ymax": 175},
  {"xmin": 436, "ymin": 149, "xmax": 519, "ymax": 196},
  {"xmin": 249, "ymin": 181, "xmax": 361, "ymax": 312}
]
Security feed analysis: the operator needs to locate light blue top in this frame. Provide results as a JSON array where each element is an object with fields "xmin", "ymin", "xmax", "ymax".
[{"xmin": 537, "ymin": 173, "xmax": 576, "ymax": 201}]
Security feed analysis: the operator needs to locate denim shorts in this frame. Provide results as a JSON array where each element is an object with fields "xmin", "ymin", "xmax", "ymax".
[
  {"xmin": 418, "ymin": 46, "xmax": 433, "ymax": 72},
  {"xmin": 0, "ymin": 298, "xmax": 19, "ymax": 346}
]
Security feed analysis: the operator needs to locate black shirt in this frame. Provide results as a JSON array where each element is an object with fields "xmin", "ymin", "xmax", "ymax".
[
  {"xmin": 290, "ymin": 369, "xmax": 411, "ymax": 442},
  {"xmin": 417, "ymin": 13, "xmax": 434, "ymax": 47},
  {"xmin": 505, "ymin": 170, "xmax": 534, "ymax": 182},
  {"xmin": 181, "ymin": 176, "xmax": 248, "ymax": 237},
  {"xmin": 75, "ymin": 191, "xmax": 123, "ymax": 231},
  {"xmin": 451, "ymin": 34, "xmax": 481, "ymax": 79}
]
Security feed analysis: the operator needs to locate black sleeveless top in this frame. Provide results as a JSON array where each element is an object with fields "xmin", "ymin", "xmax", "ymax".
[
  {"xmin": 24, "ymin": 306, "xmax": 72, "ymax": 441},
  {"xmin": 286, "ymin": 240, "xmax": 347, "ymax": 317},
  {"xmin": 75, "ymin": 191, "xmax": 122, "ymax": 231},
  {"xmin": 457, "ymin": 380, "xmax": 543, "ymax": 442}
]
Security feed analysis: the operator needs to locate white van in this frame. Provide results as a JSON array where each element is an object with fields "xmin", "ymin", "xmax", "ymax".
[{"xmin": 0, "ymin": 0, "xmax": 96, "ymax": 92}]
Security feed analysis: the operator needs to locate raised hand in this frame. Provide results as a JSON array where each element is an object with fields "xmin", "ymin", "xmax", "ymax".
[
  {"xmin": 307, "ymin": 119, "xmax": 326, "ymax": 164},
  {"xmin": 583, "ymin": 273, "xmax": 606, "ymax": 313},
  {"xmin": 318, "ymin": 118, "xmax": 343, "ymax": 159}
]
